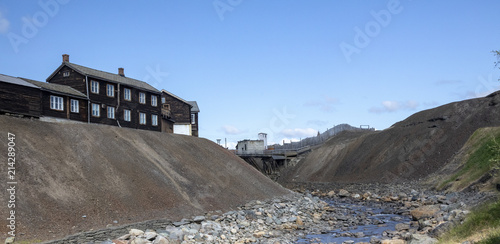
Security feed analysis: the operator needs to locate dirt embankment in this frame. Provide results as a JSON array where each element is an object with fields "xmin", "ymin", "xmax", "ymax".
[
  {"xmin": 279, "ymin": 91, "xmax": 500, "ymax": 184},
  {"xmin": 0, "ymin": 116, "xmax": 289, "ymax": 242}
]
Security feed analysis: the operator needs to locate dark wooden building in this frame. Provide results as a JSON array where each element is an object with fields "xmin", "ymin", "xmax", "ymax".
[
  {"xmin": 0, "ymin": 74, "xmax": 42, "ymax": 117},
  {"xmin": 47, "ymin": 54, "xmax": 162, "ymax": 131},
  {"xmin": 187, "ymin": 101, "xmax": 200, "ymax": 137},
  {"xmin": 20, "ymin": 78, "xmax": 88, "ymax": 122},
  {"xmin": 161, "ymin": 89, "xmax": 193, "ymax": 135}
]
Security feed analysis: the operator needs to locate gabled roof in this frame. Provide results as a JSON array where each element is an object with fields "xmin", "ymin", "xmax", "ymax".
[
  {"xmin": 161, "ymin": 89, "xmax": 192, "ymax": 106},
  {"xmin": 188, "ymin": 101, "xmax": 200, "ymax": 113},
  {"xmin": 47, "ymin": 62, "xmax": 160, "ymax": 94},
  {"xmin": 20, "ymin": 78, "xmax": 87, "ymax": 99},
  {"xmin": 0, "ymin": 73, "xmax": 40, "ymax": 89}
]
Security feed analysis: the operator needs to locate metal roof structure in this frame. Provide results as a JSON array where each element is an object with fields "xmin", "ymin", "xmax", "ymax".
[
  {"xmin": 0, "ymin": 73, "xmax": 40, "ymax": 89},
  {"xmin": 47, "ymin": 62, "xmax": 160, "ymax": 94},
  {"xmin": 20, "ymin": 78, "xmax": 87, "ymax": 99},
  {"xmin": 188, "ymin": 101, "xmax": 200, "ymax": 113}
]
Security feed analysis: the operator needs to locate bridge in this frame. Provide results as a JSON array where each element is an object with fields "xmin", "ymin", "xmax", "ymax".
[{"xmin": 235, "ymin": 147, "xmax": 312, "ymax": 179}]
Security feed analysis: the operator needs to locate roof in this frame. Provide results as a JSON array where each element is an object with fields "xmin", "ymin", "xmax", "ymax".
[
  {"xmin": 161, "ymin": 89, "xmax": 192, "ymax": 106},
  {"xmin": 20, "ymin": 78, "xmax": 87, "ymax": 99},
  {"xmin": 0, "ymin": 73, "xmax": 40, "ymax": 89},
  {"xmin": 47, "ymin": 62, "xmax": 160, "ymax": 93},
  {"xmin": 188, "ymin": 101, "xmax": 200, "ymax": 113}
]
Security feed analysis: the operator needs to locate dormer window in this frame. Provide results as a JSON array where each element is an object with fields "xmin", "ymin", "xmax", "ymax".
[{"xmin": 63, "ymin": 71, "xmax": 70, "ymax": 77}]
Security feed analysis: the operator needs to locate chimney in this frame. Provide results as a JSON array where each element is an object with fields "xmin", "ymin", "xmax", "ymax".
[
  {"xmin": 118, "ymin": 67, "xmax": 125, "ymax": 77},
  {"xmin": 62, "ymin": 54, "xmax": 69, "ymax": 63}
]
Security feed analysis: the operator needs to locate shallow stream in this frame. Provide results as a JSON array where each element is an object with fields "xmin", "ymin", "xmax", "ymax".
[{"xmin": 297, "ymin": 198, "xmax": 411, "ymax": 243}]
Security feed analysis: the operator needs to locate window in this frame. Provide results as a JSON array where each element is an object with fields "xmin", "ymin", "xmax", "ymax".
[
  {"xmin": 139, "ymin": 112, "xmax": 146, "ymax": 125},
  {"xmin": 124, "ymin": 109, "xmax": 131, "ymax": 122},
  {"xmin": 92, "ymin": 103, "xmax": 100, "ymax": 117},
  {"xmin": 139, "ymin": 92, "xmax": 146, "ymax": 104},
  {"xmin": 124, "ymin": 88, "xmax": 131, "ymax": 101},
  {"xmin": 107, "ymin": 84, "xmax": 114, "ymax": 97},
  {"xmin": 63, "ymin": 71, "xmax": 70, "ymax": 77},
  {"xmin": 50, "ymin": 96, "xmax": 64, "ymax": 111},
  {"xmin": 107, "ymin": 106, "xmax": 115, "ymax": 119},
  {"xmin": 70, "ymin": 99, "xmax": 79, "ymax": 113},
  {"xmin": 152, "ymin": 114, "xmax": 158, "ymax": 126},
  {"xmin": 161, "ymin": 97, "xmax": 166, "ymax": 104},
  {"xmin": 151, "ymin": 95, "xmax": 157, "ymax": 107},
  {"xmin": 91, "ymin": 80, "xmax": 99, "ymax": 94},
  {"xmin": 191, "ymin": 114, "xmax": 196, "ymax": 124}
]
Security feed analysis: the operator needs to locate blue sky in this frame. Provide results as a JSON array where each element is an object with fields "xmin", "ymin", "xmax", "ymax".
[{"xmin": 1, "ymin": 1, "xmax": 499, "ymax": 148}]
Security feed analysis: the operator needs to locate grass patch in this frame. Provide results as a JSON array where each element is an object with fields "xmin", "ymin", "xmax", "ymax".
[
  {"xmin": 439, "ymin": 200, "xmax": 500, "ymax": 243},
  {"xmin": 438, "ymin": 128, "xmax": 500, "ymax": 191}
]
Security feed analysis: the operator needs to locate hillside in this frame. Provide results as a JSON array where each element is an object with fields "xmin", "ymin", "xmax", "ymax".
[
  {"xmin": 0, "ymin": 116, "xmax": 289, "ymax": 242},
  {"xmin": 279, "ymin": 91, "xmax": 500, "ymax": 184}
]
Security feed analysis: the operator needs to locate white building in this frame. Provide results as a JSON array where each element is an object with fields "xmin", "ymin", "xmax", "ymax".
[{"xmin": 236, "ymin": 139, "xmax": 265, "ymax": 154}]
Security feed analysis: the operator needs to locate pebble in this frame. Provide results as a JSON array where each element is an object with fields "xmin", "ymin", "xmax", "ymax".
[{"xmin": 87, "ymin": 183, "xmax": 490, "ymax": 244}]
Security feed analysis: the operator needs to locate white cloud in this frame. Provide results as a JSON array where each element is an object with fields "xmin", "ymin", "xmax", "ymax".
[
  {"xmin": 0, "ymin": 11, "xmax": 10, "ymax": 34},
  {"xmin": 369, "ymin": 100, "xmax": 419, "ymax": 114},
  {"xmin": 221, "ymin": 125, "xmax": 245, "ymax": 135},
  {"xmin": 304, "ymin": 95, "xmax": 339, "ymax": 112},
  {"xmin": 280, "ymin": 128, "xmax": 318, "ymax": 138}
]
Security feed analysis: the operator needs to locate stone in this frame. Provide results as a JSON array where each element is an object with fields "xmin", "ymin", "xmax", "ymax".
[
  {"xmin": 253, "ymin": 231, "xmax": 266, "ymax": 238},
  {"xmin": 409, "ymin": 234, "xmax": 438, "ymax": 244},
  {"xmin": 153, "ymin": 235, "xmax": 170, "ymax": 244},
  {"xmin": 145, "ymin": 231, "xmax": 157, "ymax": 240},
  {"xmin": 338, "ymin": 189, "xmax": 350, "ymax": 197},
  {"xmin": 395, "ymin": 223, "xmax": 409, "ymax": 231},
  {"xmin": 381, "ymin": 240, "xmax": 405, "ymax": 244},
  {"xmin": 327, "ymin": 190, "xmax": 336, "ymax": 197},
  {"xmin": 129, "ymin": 229, "xmax": 145, "ymax": 236},
  {"xmin": 296, "ymin": 216, "xmax": 304, "ymax": 226},
  {"xmin": 410, "ymin": 205, "xmax": 440, "ymax": 220},
  {"xmin": 4, "ymin": 237, "xmax": 15, "ymax": 244},
  {"xmin": 193, "ymin": 216, "xmax": 205, "ymax": 223},
  {"xmin": 131, "ymin": 238, "xmax": 148, "ymax": 244},
  {"xmin": 112, "ymin": 240, "xmax": 128, "ymax": 244}
]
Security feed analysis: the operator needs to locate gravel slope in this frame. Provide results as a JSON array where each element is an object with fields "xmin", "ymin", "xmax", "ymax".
[
  {"xmin": 0, "ymin": 116, "xmax": 289, "ymax": 242},
  {"xmin": 279, "ymin": 91, "xmax": 500, "ymax": 184}
]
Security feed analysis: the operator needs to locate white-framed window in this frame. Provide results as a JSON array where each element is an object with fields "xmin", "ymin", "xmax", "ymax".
[
  {"xmin": 124, "ymin": 88, "xmax": 131, "ymax": 101},
  {"xmin": 107, "ymin": 106, "xmax": 115, "ymax": 119},
  {"xmin": 92, "ymin": 103, "xmax": 100, "ymax": 117},
  {"xmin": 107, "ymin": 84, "xmax": 114, "ymax": 97},
  {"xmin": 91, "ymin": 80, "xmax": 99, "ymax": 94},
  {"xmin": 50, "ymin": 96, "xmax": 64, "ymax": 111},
  {"xmin": 124, "ymin": 109, "xmax": 131, "ymax": 122},
  {"xmin": 139, "ymin": 92, "xmax": 146, "ymax": 104},
  {"xmin": 161, "ymin": 97, "xmax": 166, "ymax": 104},
  {"xmin": 151, "ymin": 114, "xmax": 158, "ymax": 126},
  {"xmin": 139, "ymin": 112, "xmax": 146, "ymax": 125},
  {"xmin": 191, "ymin": 114, "xmax": 196, "ymax": 124},
  {"xmin": 70, "ymin": 99, "xmax": 79, "ymax": 113},
  {"xmin": 63, "ymin": 71, "xmax": 70, "ymax": 77},
  {"xmin": 151, "ymin": 95, "xmax": 157, "ymax": 107}
]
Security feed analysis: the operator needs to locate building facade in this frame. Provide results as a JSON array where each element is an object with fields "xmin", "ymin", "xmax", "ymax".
[
  {"xmin": 161, "ymin": 89, "xmax": 200, "ymax": 137},
  {"xmin": 1, "ymin": 54, "xmax": 199, "ymax": 135},
  {"xmin": 47, "ymin": 54, "xmax": 162, "ymax": 131}
]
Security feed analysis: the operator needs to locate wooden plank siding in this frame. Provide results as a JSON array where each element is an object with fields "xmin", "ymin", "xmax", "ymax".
[
  {"xmin": 39, "ymin": 91, "xmax": 87, "ymax": 122},
  {"xmin": 161, "ymin": 93, "xmax": 191, "ymax": 124},
  {"xmin": 48, "ymin": 66, "xmax": 88, "ymax": 95},
  {"xmin": 48, "ymin": 65, "xmax": 162, "ymax": 132},
  {"xmin": 0, "ymin": 82, "xmax": 42, "ymax": 117}
]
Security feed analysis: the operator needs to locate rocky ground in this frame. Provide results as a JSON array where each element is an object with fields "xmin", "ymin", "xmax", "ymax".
[{"xmin": 64, "ymin": 183, "xmax": 496, "ymax": 244}]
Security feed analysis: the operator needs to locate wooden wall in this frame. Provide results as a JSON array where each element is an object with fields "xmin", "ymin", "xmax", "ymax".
[{"xmin": 0, "ymin": 82, "xmax": 41, "ymax": 117}]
